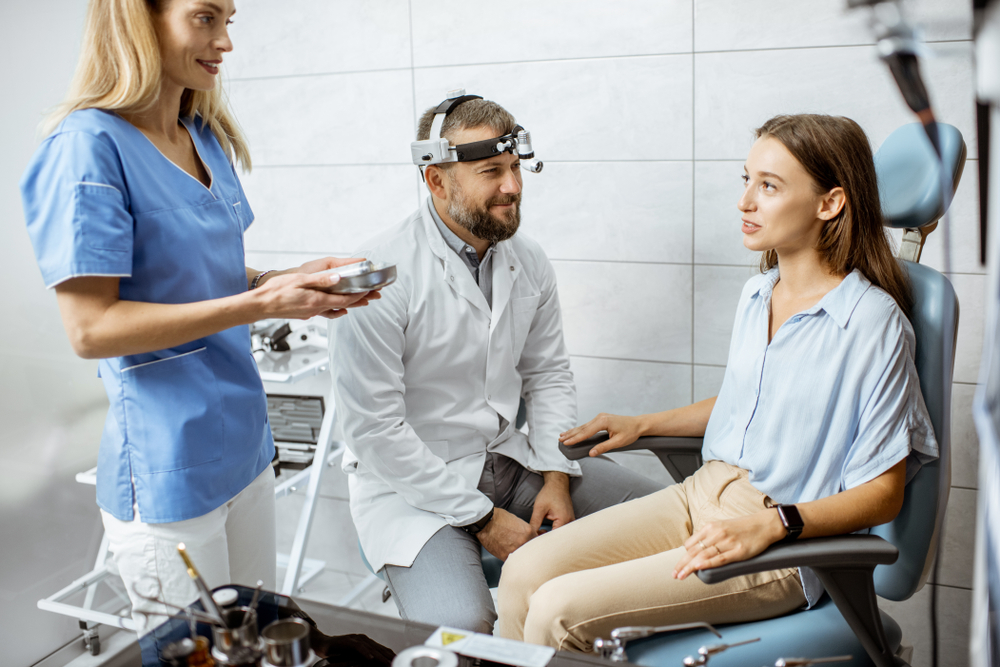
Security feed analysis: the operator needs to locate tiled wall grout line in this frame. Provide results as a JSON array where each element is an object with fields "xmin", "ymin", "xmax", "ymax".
[
  {"xmin": 691, "ymin": 0, "xmax": 697, "ymax": 402},
  {"xmin": 408, "ymin": 0, "xmax": 421, "ymax": 208},
  {"xmin": 226, "ymin": 38, "xmax": 973, "ymax": 84}
]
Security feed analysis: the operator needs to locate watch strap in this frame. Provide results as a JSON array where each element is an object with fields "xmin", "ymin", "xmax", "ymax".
[
  {"xmin": 250, "ymin": 269, "xmax": 274, "ymax": 290},
  {"xmin": 461, "ymin": 507, "xmax": 494, "ymax": 536}
]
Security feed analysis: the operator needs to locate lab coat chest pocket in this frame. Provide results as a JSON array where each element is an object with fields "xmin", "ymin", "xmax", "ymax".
[
  {"xmin": 121, "ymin": 347, "xmax": 224, "ymax": 473},
  {"xmin": 510, "ymin": 295, "xmax": 541, "ymax": 358}
]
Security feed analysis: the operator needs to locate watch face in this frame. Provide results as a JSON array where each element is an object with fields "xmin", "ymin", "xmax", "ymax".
[{"xmin": 779, "ymin": 504, "xmax": 804, "ymax": 533}]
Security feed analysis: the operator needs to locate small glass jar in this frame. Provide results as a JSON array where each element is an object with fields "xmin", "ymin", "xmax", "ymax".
[{"xmin": 162, "ymin": 636, "xmax": 216, "ymax": 667}]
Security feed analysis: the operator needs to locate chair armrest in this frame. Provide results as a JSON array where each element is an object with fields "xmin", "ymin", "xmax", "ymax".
[
  {"xmin": 558, "ymin": 433, "xmax": 704, "ymax": 460},
  {"xmin": 696, "ymin": 534, "xmax": 899, "ymax": 584},
  {"xmin": 699, "ymin": 534, "xmax": 900, "ymax": 667}
]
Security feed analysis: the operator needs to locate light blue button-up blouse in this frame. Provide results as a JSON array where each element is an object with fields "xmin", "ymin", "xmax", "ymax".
[
  {"xmin": 20, "ymin": 109, "xmax": 274, "ymax": 524},
  {"xmin": 702, "ymin": 267, "xmax": 938, "ymax": 605}
]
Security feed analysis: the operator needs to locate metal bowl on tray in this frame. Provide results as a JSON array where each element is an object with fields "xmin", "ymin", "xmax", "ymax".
[{"xmin": 319, "ymin": 261, "xmax": 397, "ymax": 294}]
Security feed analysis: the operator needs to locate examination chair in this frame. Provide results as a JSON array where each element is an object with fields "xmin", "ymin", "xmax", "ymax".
[{"xmin": 559, "ymin": 122, "xmax": 966, "ymax": 667}]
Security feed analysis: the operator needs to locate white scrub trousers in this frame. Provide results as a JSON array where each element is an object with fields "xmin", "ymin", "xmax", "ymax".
[{"xmin": 101, "ymin": 465, "xmax": 277, "ymax": 636}]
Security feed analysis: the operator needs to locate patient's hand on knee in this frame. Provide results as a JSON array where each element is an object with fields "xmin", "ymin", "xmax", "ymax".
[
  {"xmin": 477, "ymin": 508, "xmax": 539, "ymax": 561},
  {"xmin": 673, "ymin": 511, "xmax": 786, "ymax": 580}
]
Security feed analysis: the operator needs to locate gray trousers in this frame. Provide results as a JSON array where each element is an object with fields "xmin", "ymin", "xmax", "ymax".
[{"xmin": 382, "ymin": 454, "xmax": 665, "ymax": 634}]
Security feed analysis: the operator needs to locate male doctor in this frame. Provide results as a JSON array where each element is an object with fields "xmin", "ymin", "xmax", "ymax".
[{"xmin": 329, "ymin": 97, "xmax": 663, "ymax": 633}]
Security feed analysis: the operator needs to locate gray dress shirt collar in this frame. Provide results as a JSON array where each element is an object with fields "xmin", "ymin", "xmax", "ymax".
[{"xmin": 427, "ymin": 197, "xmax": 495, "ymax": 307}]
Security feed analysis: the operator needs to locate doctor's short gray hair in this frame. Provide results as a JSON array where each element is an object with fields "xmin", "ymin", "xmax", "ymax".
[{"xmin": 417, "ymin": 99, "xmax": 517, "ymax": 145}]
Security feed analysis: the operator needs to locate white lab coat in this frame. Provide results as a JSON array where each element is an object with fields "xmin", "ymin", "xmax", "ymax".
[{"xmin": 329, "ymin": 199, "xmax": 580, "ymax": 571}]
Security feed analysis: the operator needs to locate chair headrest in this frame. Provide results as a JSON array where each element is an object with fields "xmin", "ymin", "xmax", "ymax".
[{"xmin": 874, "ymin": 122, "xmax": 967, "ymax": 230}]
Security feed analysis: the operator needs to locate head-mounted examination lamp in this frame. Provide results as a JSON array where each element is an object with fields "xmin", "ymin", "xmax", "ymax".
[{"xmin": 410, "ymin": 89, "xmax": 544, "ymax": 174}]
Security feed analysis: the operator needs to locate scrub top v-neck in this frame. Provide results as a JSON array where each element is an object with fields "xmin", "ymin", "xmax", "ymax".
[{"xmin": 20, "ymin": 108, "xmax": 275, "ymax": 523}]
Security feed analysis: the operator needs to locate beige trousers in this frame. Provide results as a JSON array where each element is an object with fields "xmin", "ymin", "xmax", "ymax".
[{"xmin": 497, "ymin": 460, "xmax": 806, "ymax": 651}]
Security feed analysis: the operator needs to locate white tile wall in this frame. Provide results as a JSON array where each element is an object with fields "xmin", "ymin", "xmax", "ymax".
[
  {"xmin": 694, "ymin": 0, "xmax": 971, "ymax": 53},
  {"xmin": 693, "ymin": 265, "xmax": 755, "ymax": 366},
  {"xmin": 525, "ymin": 161, "xmax": 693, "ymax": 264},
  {"xmin": 694, "ymin": 160, "xmax": 760, "ymax": 267},
  {"xmin": 226, "ymin": 0, "xmax": 412, "ymax": 79},
  {"xmin": 411, "ymin": 0, "xmax": 692, "ymax": 67},
  {"xmin": 241, "ymin": 165, "xmax": 418, "ymax": 255},
  {"xmin": 932, "ymin": 487, "xmax": 977, "ymax": 589},
  {"xmin": 555, "ymin": 261, "xmax": 692, "ymax": 363},
  {"xmin": 950, "ymin": 383, "xmax": 979, "ymax": 490},
  {"xmin": 693, "ymin": 364, "xmax": 726, "ymax": 402},
  {"xmin": 950, "ymin": 273, "xmax": 986, "ymax": 385},
  {"xmin": 572, "ymin": 357, "xmax": 692, "ymax": 420},
  {"xmin": 245, "ymin": 250, "xmax": 322, "ymax": 272},
  {"xmin": 228, "ymin": 70, "xmax": 415, "ymax": 166},
  {"xmin": 413, "ymin": 55, "xmax": 694, "ymax": 161},
  {"xmin": 694, "ymin": 43, "xmax": 976, "ymax": 161}
]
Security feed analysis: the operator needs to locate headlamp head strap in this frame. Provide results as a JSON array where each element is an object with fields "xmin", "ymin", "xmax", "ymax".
[
  {"xmin": 412, "ymin": 90, "xmax": 542, "ymax": 174},
  {"xmin": 427, "ymin": 94, "xmax": 484, "ymax": 144}
]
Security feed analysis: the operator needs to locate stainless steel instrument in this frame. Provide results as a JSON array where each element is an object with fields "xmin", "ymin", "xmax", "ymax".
[{"xmin": 319, "ymin": 261, "xmax": 397, "ymax": 294}]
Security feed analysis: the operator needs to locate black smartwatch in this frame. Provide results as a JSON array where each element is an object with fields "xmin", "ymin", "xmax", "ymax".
[
  {"xmin": 776, "ymin": 504, "xmax": 804, "ymax": 541},
  {"xmin": 460, "ymin": 508, "xmax": 494, "ymax": 536}
]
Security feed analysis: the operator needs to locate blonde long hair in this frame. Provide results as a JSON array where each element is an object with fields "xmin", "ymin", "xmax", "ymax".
[{"xmin": 44, "ymin": 0, "xmax": 251, "ymax": 171}]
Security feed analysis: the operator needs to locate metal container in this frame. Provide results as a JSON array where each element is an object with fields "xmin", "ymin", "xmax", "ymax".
[
  {"xmin": 212, "ymin": 587, "xmax": 241, "ymax": 609},
  {"xmin": 260, "ymin": 618, "xmax": 312, "ymax": 667},
  {"xmin": 211, "ymin": 606, "xmax": 260, "ymax": 661},
  {"xmin": 391, "ymin": 645, "xmax": 459, "ymax": 667},
  {"xmin": 320, "ymin": 263, "xmax": 397, "ymax": 294}
]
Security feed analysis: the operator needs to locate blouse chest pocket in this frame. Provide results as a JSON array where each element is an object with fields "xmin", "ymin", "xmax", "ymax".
[
  {"xmin": 510, "ymin": 294, "xmax": 541, "ymax": 358},
  {"xmin": 231, "ymin": 199, "xmax": 251, "ymax": 232},
  {"xmin": 121, "ymin": 347, "xmax": 224, "ymax": 473}
]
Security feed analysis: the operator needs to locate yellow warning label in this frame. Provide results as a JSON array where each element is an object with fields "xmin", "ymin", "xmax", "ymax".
[{"xmin": 440, "ymin": 631, "xmax": 466, "ymax": 646}]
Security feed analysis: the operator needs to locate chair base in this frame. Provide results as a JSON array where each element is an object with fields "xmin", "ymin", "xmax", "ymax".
[{"xmin": 625, "ymin": 596, "xmax": 902, "ymax": 667}]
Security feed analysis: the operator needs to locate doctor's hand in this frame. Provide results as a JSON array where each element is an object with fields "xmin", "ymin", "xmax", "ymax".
[
  {"xmin": 558, "ymin": 413, "xmax": 645, "ymax": 457},
  {"xmin": 530, "ymin": 471, "xmax": 575, "ymax": 532},
  {"xmin": 476, "ymin": 508, "xmax": 538, "ymax": 561},
  {"xmin": 672, "ymin": 509, "xmax": 786, "ymax": 580}
]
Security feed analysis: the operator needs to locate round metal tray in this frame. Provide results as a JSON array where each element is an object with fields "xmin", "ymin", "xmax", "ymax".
[{"xmin": 323, "ymin": 264, "xmax": 397, "ymax": 294}]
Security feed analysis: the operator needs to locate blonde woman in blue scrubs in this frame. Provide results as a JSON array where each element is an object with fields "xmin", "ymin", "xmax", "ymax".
[{"xmin": 20, "ymin": 0, "xmax": 376, "ymax": 634}]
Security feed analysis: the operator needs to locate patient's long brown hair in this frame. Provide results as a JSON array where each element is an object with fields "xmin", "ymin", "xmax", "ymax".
[{"xmin": 755, "ymin": 114, "xmax": 911, "ymax": 317}]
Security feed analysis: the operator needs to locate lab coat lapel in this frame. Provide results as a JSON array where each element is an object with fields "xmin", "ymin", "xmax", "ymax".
[
  {"xmin": 490, "ymin": 241, "xmax": 522, "ymax": 336},
  {"xmin": 419, "ymin": 201, "xmax": 491, "ymax": 317}
]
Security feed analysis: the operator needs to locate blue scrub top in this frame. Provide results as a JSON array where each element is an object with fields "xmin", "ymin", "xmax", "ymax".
[{"xmin": 20, "ymin": 108, "xmax": 274, "ymax": 523}]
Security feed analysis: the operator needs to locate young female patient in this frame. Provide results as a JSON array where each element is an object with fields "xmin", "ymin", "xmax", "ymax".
[{"xmin": 497, "ymin": 114, "xmax": 938, "ymax": 650}]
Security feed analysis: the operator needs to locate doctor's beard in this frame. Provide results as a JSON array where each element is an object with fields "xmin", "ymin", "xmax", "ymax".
[{"xmin": 447, "ymin": 184, "xmax": 521, "ymax": 244}]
